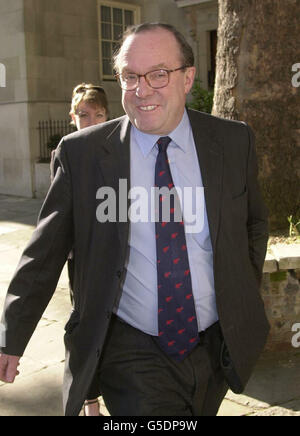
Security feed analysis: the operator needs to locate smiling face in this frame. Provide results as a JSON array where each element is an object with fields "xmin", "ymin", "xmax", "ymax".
[{"xmin": 117, "ymin": 28, "xmax": 196, "ymax": 135}]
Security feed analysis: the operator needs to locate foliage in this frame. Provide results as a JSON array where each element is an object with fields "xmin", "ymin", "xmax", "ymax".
[
  {"xmin": 287, "ymin": 215, "xmax": 300, "ymax": 237},
  {"xmin": 187, "ymin": 78, "xmax": 214, "ymax": 114},
  {"xmin": 260, "ymin": 172, "xmax": 300, "ymax": 232}
]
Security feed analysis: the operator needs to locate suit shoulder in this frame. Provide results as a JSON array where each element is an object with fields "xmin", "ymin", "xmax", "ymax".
[
  {"xmin": 61, "ymin": 115, "xmax": 127, "ymax": 146},
  {"xmin": 187, "ymin": 108, "xmax": 248, "ymax": 130},
  {"xmin": 187, "ymin": 108, "xmax": 252, "ymax": 149},
  {"xmin": 53, "ymin": 115, "xmax": 128, "ymax": 164}
]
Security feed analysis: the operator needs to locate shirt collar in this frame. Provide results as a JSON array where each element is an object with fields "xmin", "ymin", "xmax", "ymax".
[{"xmin": 132, "ymin": 109, "xmax": 191, "ymax": 158}]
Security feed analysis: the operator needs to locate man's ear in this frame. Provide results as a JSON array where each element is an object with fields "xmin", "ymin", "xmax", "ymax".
[{"xmin": 184, "ymin": 66, "xmax": 196, "ymax": 95}]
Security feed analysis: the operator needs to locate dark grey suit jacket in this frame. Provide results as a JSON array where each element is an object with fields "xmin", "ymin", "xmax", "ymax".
[{"xmin": 1, "ymin": 109, "xmax": 270, "ymax": 416}]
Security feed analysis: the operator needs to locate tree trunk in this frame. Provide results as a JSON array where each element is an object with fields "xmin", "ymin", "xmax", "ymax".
[{"xmin": 213, "ymin": 0, "xmax": 300, "ymax": 231}]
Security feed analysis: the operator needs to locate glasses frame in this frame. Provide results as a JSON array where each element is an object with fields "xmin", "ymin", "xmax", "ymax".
[
  {"xmin": 115, "ymin": 66, "xmax": 188, "ymax": 91},
  {"xmin": 75, "ymin": 85, "xmax": 105, "ymax": 94}
]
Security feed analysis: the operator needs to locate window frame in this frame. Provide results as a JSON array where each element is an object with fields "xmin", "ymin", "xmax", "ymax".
[{"xmin": 97, "ymin": 0, "xmax": 141, "ymax": 81}]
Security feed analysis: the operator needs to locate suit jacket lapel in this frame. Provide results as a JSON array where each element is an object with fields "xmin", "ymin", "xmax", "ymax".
[
  {"xmin": 96, "ymin": 110, "xmax": 223, "ymax": 255},
  {"xmin": 97, "ymin": 116, "xmax": 131, "ymax": 257},
  {"xmin": 187, "ymin": 109, "xmax": 223, "ymax": 252}
]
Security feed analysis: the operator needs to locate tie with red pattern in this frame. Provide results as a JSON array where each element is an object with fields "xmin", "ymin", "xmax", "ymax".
[{"xmin": 155, "ymin": 136, "xmax": 199, "ymax": 361}]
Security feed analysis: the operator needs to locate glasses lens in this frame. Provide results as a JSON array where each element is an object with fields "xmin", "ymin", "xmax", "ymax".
[
  {"xmin": 147, "ymin": 70, "xmax": 169, "ymax": 89},
  {"xmin": 118, "ymin": 69, "xmax": 170, "ymax": 90},
  {"xmin": 119, "ymin": 72, "xmax": 138, "ymax": 90}
]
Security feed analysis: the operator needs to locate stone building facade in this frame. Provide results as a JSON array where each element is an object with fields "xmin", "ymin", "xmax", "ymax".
[
  {"xmin": 263, "ymin": 245, "xmax": 300, "ymax": 351},
  {"xmin": 0, "ymin": 0, "xmax": 218, "ymax": 198}
]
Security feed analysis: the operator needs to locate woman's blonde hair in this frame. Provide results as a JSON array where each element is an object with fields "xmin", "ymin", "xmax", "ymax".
[{"xmin": 69, "ymin": 83, "xmax": 109, "ymax": 125}]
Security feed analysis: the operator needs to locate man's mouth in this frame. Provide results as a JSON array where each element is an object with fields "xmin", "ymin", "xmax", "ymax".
[{"xmin": 139, "ymin": 105, "xmax": 158, "ymax": 112}]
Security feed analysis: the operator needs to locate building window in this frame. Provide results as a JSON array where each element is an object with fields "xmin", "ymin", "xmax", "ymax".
[{"xmin": 97, "ymin": 1, "xmax": 141, "ymax": 80}]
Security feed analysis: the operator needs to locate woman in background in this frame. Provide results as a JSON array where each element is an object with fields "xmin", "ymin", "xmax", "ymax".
[
  {"xmin": 51, "ymin": 83, "xmax": 110, "ymax": 416},
  {"xmin": 69, "ymin": 83, "xmax": 109, "ymax": 130}
]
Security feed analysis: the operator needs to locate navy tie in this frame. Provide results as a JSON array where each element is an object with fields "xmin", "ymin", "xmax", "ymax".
[{"xmin": 155, "ymin": 136, "xmax": 199, "ymax": 361}]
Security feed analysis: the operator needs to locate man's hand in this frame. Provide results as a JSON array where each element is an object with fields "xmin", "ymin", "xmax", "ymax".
[{"xmin": 0, "ymin": 353, "xmax": 20, "ymax": 383}]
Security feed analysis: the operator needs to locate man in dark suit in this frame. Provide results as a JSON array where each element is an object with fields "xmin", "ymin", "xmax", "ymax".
[{"xmin": 0, "ymin": 23, "xmax": 269, "ymax": 416}]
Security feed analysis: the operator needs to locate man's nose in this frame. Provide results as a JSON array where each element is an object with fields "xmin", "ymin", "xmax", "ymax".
[{"xmin": 135, "ymin": 76, "xmax": 154, "ymax": 98}]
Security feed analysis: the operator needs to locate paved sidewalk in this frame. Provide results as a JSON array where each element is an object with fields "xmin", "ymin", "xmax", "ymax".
[{"xmin": 0, "ymin": 194, "xmax": 299, "ymax": 416}]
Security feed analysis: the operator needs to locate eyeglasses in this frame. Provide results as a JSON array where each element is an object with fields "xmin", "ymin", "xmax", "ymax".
[
  {"xmin": 116, "ymin": 66, "xmax": 188, "ymax": 91},
  {"xmin": 74, "ymin": 85, "xmax": 105, "ymax": 94}
]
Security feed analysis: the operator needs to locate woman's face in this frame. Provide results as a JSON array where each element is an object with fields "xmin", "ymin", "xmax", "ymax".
[{"xmin": 72, "ymin": 101, "xmax": 107, "ymax": 130}]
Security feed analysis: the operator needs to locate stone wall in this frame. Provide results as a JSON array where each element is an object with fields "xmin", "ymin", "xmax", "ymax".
[
  {"xmin": 0, "ymin": 0, "xmax": 192, "ymax": 198},
  {"xmin": 0, "ymin": 1, "xmax": 33, "ymax": 196},
  {"xmin": 263, "ymin": 244, "xmax": 300, "ymax": 351}
]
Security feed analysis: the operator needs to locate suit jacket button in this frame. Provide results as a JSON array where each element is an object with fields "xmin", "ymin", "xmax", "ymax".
[{"xmin": 116, "ymin": 270, "xmax": 122, "ymax": 278}]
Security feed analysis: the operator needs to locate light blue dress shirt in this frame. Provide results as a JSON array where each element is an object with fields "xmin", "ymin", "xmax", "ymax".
[{"xmin": 116, "ymin": 110, "xmax": 218, "ymax": 335}]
